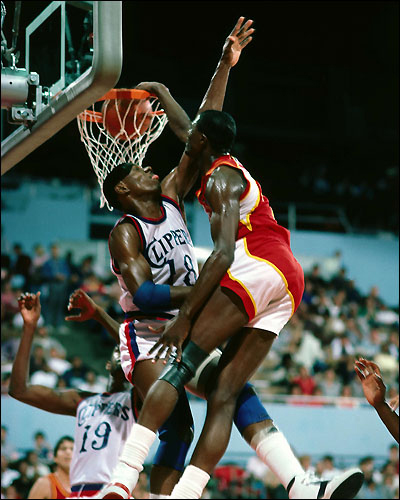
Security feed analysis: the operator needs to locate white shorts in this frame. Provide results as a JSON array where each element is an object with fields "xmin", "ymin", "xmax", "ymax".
[
  {"xmin": 119, "ymin": 318, "xmax": 172, "ymax": 383},
  {"xmin": 119, "ymin": 318, "xmax": 222, "ymax": 393},
  {"xmin": 221, "ymin": 238, "xmax": 295, "ymax": 335}
]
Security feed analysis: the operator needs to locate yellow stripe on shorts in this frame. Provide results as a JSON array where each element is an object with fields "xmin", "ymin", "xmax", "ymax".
[
  {"xmin": 243, "ymin": 238, "xmax": 295, "ymax": 316},
  {"xmin": 227, "ymin": 269, "xmax": 257, "ymax": 316}
]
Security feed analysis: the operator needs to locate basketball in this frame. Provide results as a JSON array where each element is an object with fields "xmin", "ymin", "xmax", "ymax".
[{"xmin": 102, "ymin": 98, "xmax": 153, "ymax": 140}]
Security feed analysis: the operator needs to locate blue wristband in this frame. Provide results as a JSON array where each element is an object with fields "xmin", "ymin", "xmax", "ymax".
[{"xmin": 133, "ymin": 280, "xmax": 172, "ymax": 312}]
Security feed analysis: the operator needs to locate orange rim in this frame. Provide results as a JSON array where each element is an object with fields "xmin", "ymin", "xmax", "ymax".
[
  {"xmin": 99, "ymin": 88, "xmax": 152, "ymax": 101},
  {"xmin": 78, "ymin": 88, "xmax": 165, "ymax": 123}
]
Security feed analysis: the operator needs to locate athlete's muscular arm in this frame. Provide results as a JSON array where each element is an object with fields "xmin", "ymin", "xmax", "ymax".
[
  {"xmin": 149, "ymin": 166, "xmax": 246, "ymax": 362},
  {"xmin": 9, "ymin": 293, "xmax": 94, "ymax": 416},
  {"xmin": 160, "ymin": 17, "xmax": 255, "ymax": 204},
  {"xmin": 109, "ymin": 223, "xmax": 193, "ymax": 308},
  {"xmin": 135, "ymin": 82, "xmax": 191, "ymax": 143},
  {"xmin": 65, "ymin": 289, "xmax": 121, "ymax": 342}
]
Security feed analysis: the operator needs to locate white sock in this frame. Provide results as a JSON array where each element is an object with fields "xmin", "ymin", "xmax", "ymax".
[
  {"xmin": 120, "ymin": 423, "xmax": 156, "ymax": 470},
  {"xmin": 251, "ymin": 430, "xmax": 304, "ymax": 489},
  {"xmin": 109, "ymin": 461, "xmax": 140, "ymax": 494},
  {"xmin": 149, "ymin": 494, "xmax": 171, "ymax": 499},
  {"xmin": 170, "ymin": 465, "xmax": 210, "ymax": 499},
  {"xmin": 110, "ymin": 424, "xmax": 156, "ymax": 493}
]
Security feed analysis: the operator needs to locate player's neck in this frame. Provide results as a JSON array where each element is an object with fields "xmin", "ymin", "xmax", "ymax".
[
  {"xmin": 127, "ymin": 196, "xmax": 163, "ymax": 218},
  {"xmin": 54, "ymin": 467, "xmax": 70, "ymax": 488}
]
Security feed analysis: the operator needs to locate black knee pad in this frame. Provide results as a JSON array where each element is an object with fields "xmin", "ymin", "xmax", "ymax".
[{"xmin": 159, "ymin": 340, "xmax": 209, "ymax": 393}]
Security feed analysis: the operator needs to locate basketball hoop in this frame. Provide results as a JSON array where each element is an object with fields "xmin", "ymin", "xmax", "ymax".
[{"xmin": 77, "ymin": 88, "xmax": 168, "ymax": 210}]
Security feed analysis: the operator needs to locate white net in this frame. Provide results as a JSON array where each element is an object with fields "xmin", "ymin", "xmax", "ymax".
[{"xmin": 77, "ymin": 89, "xmax": 168, "ymax": 210}]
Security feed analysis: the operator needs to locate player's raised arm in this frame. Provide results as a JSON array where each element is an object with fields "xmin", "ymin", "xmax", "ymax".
[
  {"xmin": 152, "ymin": 17, "xmax": 254, "ymax": 204},
  {"xmin": 135, "ymin": 81, "xmax": 192, "ymax": 144},
  {"xmin": 65, "ymin": 288, "xmax": 121, "ymax": 343},
  {"xmin": 355, "ymin": 357, "xmax": 399, "ymax": 442},
  {"xmin": 196, "ymin": 16, "xmax": 254, "ymax": 115},
  {"xmin": 9, "ymin": 292, "xmax": 92, "ymax": 416}
]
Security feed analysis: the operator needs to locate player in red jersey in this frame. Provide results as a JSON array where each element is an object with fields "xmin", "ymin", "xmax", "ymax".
[{"xmin": 98, "ymin": 115, "xmax": 364, "ymax": 500}]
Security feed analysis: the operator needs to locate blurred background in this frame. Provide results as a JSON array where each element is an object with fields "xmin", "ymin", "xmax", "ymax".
[{"xmin": 1, "ymin": 1, "xmax": 399, "ymax": 499}]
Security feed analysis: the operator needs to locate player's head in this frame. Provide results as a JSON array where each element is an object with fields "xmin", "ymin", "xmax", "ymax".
[
  {"xmin": 106, "ymin": 346, "xmax": 127, "ymax": 392},
  {"xmin": 186, "ymin": 110, "xmax": 236, "ymax": 157},
  {"xmin": 103, "ymin": 162, "xmax": 161, "ymax": 211},
  {"xmin": 53, "ymin": 436, "xmax": 74, "ymax": 472}
]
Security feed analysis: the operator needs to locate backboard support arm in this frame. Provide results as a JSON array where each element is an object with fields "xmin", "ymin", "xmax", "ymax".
[{"xmin": 1, "ymin": 1, "xmax": 123, "ymax": 175}]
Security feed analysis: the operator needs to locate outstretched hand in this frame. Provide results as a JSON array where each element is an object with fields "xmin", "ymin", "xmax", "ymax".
[
  {"xmin": 354, "ymin": 357, "xmax": 386, "ymax": 408},
  {"xmin": 147, "ymin": 314, "xmax": 192, "ymax": 364},
  {"xmin": 222, "ymin": 16, "xmax": 255, "ymax": 68},
  {"xmin": 18, "ymin": 292, "xmax": 41, "ymax": 327},
  {"xmin": 65, "ymin": 289, "xmax": 97, "ymax": 322}
]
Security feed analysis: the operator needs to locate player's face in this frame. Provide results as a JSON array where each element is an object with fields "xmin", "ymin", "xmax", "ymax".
[
  {"xmin": 185, "ymin": 121, "xmax": 205, "ymax": 158},
  {"xmin": 123, "ymin": 164, "xmax": 161, "ymax": 195},
  {"xmin": 54, "ymin": 440, "xmax": 74, "ymax": 471},
  {"xmin": 108, "ymin": 347, "xmax": 122, "ymax": 375}
]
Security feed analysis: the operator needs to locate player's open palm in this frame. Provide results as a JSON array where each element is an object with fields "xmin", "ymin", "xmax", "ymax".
[
  {"xmin": 222, "ymin": 16, "xmax": 255, "ymax": 67},
  {"xmin": 355, "ymin": 357, "xmax": 386, "ymax": 408},
  {"xmin": 148, "ymin": 314, "xmax": 191, "ymax": 364},
  {"xmin": 18, "ymin": 292, "xmax": 41, "ymax": 326},
  {"xmin": 65, "ymin": 288, "xmax": 97, "ymax": 322}
]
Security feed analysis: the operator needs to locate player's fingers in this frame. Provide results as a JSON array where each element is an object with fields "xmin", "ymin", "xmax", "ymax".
[
  {"xmin": 355, "ymin": 359, "xmax": 367, "ymax": 371},
  {"xmin": 176, "ymin": 345, "xmax": 182, "ymax": 363},
  {"xmin": 164, "ymin": 346, "xmax": 173, "ymax": 364},
  {"xmin": 368, "ymin": 361, "xmax": 382, "ymax": 376},
  {"xmin": 354, "ymin": 365, "xmax": 365, "ymax": 381},
  {"xmin": 152, "ymin": 347, "xmax": 164, "ymax": 364},
  {"xmin": 240, "ymin": 36, "xmax": 253, "ymax": 49},
  {"xmin": 148, "ymin": 340, "xmax": 161, "ymax": 355},
  {"xmin": 237, "ymin": 19, "xmax": 254, "ymax": 38},
  {"xmin": 148, "ymin": 325, "xmax": 164, "ymax": 333},
  {"xmin": 239, "ymin": 27, "xmax": 255, "ymax": 41},
  {"xmin": 230, "ymin": 16, "xmax": 245, "ymax": 36},
  {"xmin": 65, "ymin": 314, "xmax": 82, "ymax": 322}
]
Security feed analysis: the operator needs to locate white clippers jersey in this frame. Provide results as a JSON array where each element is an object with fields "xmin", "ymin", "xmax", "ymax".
[
  {"xmin": 109, "ymin": 195, "xmax": 199, "ymax": 338},
  {"xmin": 70, "ymin": 391, "xmax": 136, "ymax": 487}
]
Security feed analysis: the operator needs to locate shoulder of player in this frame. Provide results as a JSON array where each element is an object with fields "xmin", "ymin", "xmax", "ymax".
[
  {"xmin": 29, "ymin": 474, "xmax": 52, "ymax": 498},
  {"xmin": 109, "ymin": 220, "xmax": 142, "ymax": 249},
  {"xmin": 207, "ymin": 165, "xmax": 246, "ymax": 194}
]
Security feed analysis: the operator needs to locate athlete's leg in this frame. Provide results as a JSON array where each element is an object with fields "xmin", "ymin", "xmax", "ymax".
[
  {"xmin": 132, "ymin": 359, "xmax": 194, "ymax": 497},
  {"xmin": 171, "ymin": 329, "xmax": 364, "ymax": 500},
  {"xmin": 99, "ymin": 287, "xmax": 249, "ymax": 499},
  {"xmin": 136, "ymin": 286, "xmax": 249, "ymax": 433},
  {"xmin": 191, "ymin": 326, "xmax": 276, "ymax": 473},
  {"xmin": 170, "ymin": 325, "xmax": 275, "ymax": 498}
]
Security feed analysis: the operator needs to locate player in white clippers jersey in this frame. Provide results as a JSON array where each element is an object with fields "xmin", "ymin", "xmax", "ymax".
[
  {"xmin": 109, "ymin": 194, "xmax": 199, "ymax": 382},
  {"xmin": 8, "ymin": 291, "xmax": 137, "ymax": 499}
]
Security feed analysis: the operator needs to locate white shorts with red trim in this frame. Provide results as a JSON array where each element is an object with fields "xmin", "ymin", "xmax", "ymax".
[
  {"xmin": 119, "ymin": 318, "xmax": 176, "ymax": 384},
  {"xmin": 119, "ymin": 319, "xmax": 223, "ymax": 393},
  {"xmin": 221, "ymin": 238, "xmax": 294, "ymax": 335}
]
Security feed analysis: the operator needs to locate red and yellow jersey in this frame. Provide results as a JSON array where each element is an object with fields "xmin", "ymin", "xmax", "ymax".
[
  {"xmin": 196, "ymin": 154, "xmax": 304, "ymax": 313},
  {"xmin": 48, "ymin": 473, "xmax": 71, "ymax": 499}
]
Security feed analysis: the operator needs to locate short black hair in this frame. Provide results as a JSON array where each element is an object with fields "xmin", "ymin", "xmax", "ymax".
[
  {"xmin": 54, "ymin": 435, "xmax": 74, "ymax": 456},
  {"xmin": 103, "ymin": 163, "xmax": 133, "ymax": 210},
  {"xmin": 196, "ymin": 110, "xmax": 236, "ymax": 153}
]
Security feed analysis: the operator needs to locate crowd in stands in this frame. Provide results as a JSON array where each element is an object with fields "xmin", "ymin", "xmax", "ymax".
[{"xmin": 1, "ymin": 241, "xmax": 399, "ymax": 498}]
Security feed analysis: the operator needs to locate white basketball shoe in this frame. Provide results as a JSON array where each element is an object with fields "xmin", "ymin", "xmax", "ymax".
[{"xmin": 287, "ymin": 467, "xmax": 364, "ymax": 499}]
